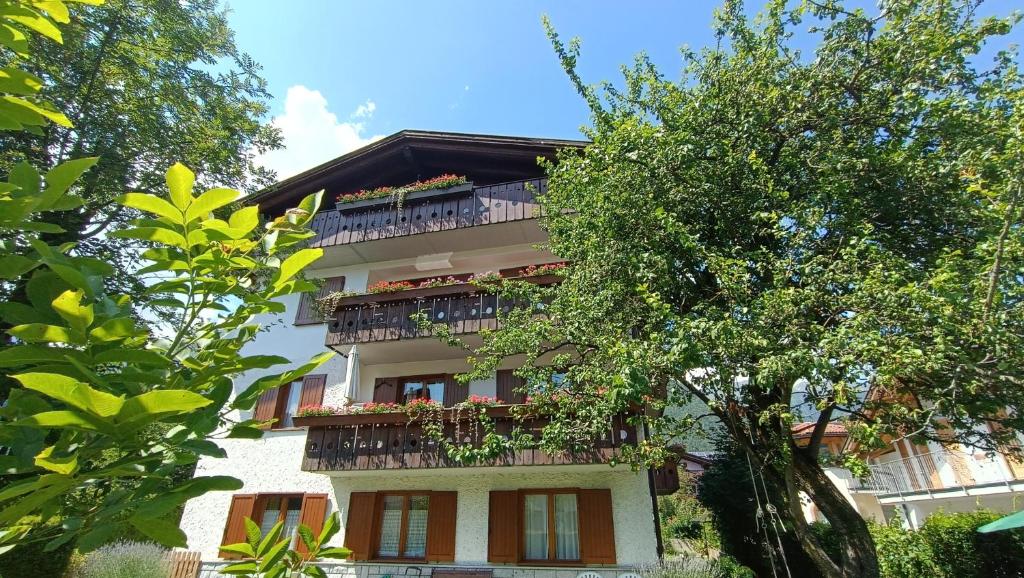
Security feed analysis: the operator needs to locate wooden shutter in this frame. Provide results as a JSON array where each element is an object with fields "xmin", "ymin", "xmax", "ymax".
[
  {"xmin": 578, "ymin": 489, "xmax": 616, "ymax": 564},
  {"xmin": 443, "ymin": 374, "xmax": 467, "ymax": 407},
  {"xmin": 295, "ymin": 494, "xmax": 329, "ymax": 556},
  {"xmin": 253, "ymin": 388, "xmax": 280, "ymax": 427},
  {"xmin": 220, "ymin": 494, "xmax": 256, "ymax": 558},
  {"xmin": 295, "ymin": 276, "xmax": 346, "ymax": 325},
  {"xmin": 298, "ymin": 374, "xmax": 327, "ymax": 410},
  {"xmin": 496, "ymin": 370, "xmax": 526, "ymax": 404},
  {"xmin": 487, "ymin": 490, "xmax": 519, "ymax": 563},
  {"xmin": 373, "ymin": 377, "xmax": 398, "ymax": 403},
  {"xmin": 344, "ymin": 492, "xmax": 378, "ymax": 561},
  {"xmin": 426, "ymin": 491, "xmax": 457, "ymax": 562}
]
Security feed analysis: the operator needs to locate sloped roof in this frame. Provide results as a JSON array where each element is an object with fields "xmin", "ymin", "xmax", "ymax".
[
  {"xmin": 791, "ymin": 421, "xmax": 848, "ymax": 439},
  {"xmin": 251, "ymin": 129, "xmax": 588, "ymax": 215}
]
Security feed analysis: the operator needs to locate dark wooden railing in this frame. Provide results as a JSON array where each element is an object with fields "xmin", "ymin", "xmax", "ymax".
[
  {"xmin": 306, "ymin": 178, "xmax": 546, "ymax": 248},
  {"xmin": 324, "ymin": 275, "xmax": 558, "ymax": 348},
  {"xmin": 294, "ymin": 406, "xmax": 639, "ymax": 472}
]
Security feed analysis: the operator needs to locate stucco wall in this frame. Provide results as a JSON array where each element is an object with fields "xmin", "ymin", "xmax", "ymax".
[{"xmin": 180, "ymin": 430, "xmax": 658, "ymax": 566}]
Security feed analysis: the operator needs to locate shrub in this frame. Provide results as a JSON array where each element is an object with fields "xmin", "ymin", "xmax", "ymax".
[
  {"xmin": 0, "ymin": 519, "xmax": 76, "ymax": 578},
  {"xmin": 920, "ymin": 510, "xmax": 1024, "ymax": 578},
  {"xmin": 637, "ymin": 558, "xmax": 754, "ymax": 578},
  {"xmin": 78, "ymin": 541, "xmax": 168, "ymax": 578},
  {"xmin": 869, "ymin": 520, "xmax": 941, "ymax": 578}
]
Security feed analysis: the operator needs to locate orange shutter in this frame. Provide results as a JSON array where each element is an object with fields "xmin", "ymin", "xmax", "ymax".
[
  {"xmin": 344, "ymin": 492, "xmax": 378, "ymax": 561},
  {"xmin": 487, "ymin": 490, "xmax": 519, "ymax": 563},
  {"xmin": 296, "ymin": 276, "xmax": 346, "ymax": 325},
  {"xmin": 295, "ymin": 494, "xmax": 329, "ymax": 556},
  {"xmin": 253, "ymin": 388, "xmax": 279, "ymax": 428},
  {"xmin": 578, "ymin": 489, "xmax": 616, "ymax": 564},
  {"xmin": 496, "ymin": 370, "xmax": 525, "ymax": 404},
  {"xmin": 373, "ymin": 378, "xmax": 398, "ymax": 403},
  {"xmin": 220, "ymin": 494, "xmax": 257, "ymax": 558},
  {"xmin": 298, "ymin": 374, "xmax": 327, "ymax": 410},
  {"xmin": 443, "ymin": 374, "xmax": 467, "ymax": 407},
  {"xmin": 426, "ymin": 491, "xmax": 457, "ymax": 561}
]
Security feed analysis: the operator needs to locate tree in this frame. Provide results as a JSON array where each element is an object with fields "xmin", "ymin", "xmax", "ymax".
[
  {"xmin": 0, "ymin": 0, "xmax": 281, "ymax": 307},
  {"xmin": 455, "ymin": 1, "xmax": 1024, "ymax": 576}
]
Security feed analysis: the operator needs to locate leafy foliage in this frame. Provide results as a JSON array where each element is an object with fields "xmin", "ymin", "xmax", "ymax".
[
  {"xmin": 77, "ymin": 540, "xmax": 168, "ymax": 578},
  {"xmin": 219, "ymin": 512, "xmax": 350, "ymax": 578},
  {"xmin": 0, "ymin": 161, "xmax": 331, "ymax": 553},
  {"xmin": 449, "ymin": 1, "xmax": 1023, "ymax": 576}
]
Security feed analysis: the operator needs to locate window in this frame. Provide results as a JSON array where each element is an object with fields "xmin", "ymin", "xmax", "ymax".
[
  {"xmin": 256, "ymin": 495, "xmax": 303, "ymax": 546},
  {"xmin": 401, "ymin": 376, "xmax": 444, "ymax": 404},
  {"xmin": 253, "ymin": 374, "xmax": 326, "ymax": 429},
  {"xmin": 521, "ymin": 491, "xmax": 580, "ymax": 562},
  {"xmin": 376, "ymin": 493, "xmax": 430, "ymax": 559}
]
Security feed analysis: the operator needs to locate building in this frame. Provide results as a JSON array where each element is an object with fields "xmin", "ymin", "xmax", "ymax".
[
  {"xmin": 178, "ymin": 131, "xmax": 669, "ymax": 578},
  {"xmin": 796, "ymin": 419, "xmax": 1024, "ymax": 529}
]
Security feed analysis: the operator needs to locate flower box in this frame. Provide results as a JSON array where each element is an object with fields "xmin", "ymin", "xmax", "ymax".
[{"xmin": 334, "ymin": 182, "xmax": 474, "ymax": 212}]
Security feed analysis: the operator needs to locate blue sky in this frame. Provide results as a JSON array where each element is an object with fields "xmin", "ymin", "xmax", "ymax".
[{"xmin": 225, "ymin": 1, "xmax": 1023, "ymax": 179}]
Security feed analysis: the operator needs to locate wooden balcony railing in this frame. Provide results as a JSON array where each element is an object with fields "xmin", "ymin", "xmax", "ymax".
[
  {"xmin": 294, "ymin": 406, "xmax": 639, "ymax": 472},
  {"xmin": 306, "ymin": 178, "xmax": 546, "ymax": 248},
  {"xmin": 324, "ymin": 275, "xmax": 558, "ymax": 348}
]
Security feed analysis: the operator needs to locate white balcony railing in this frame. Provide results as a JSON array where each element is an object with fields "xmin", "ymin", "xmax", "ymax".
[{"xmin": 850, "ymin": 448, "xmax": 1021, "ymax": 496}]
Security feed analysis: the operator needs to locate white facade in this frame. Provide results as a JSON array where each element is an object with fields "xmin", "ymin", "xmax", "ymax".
[{"xmin": 178, "ymin": 140, "xmax": 662, "ymax": 577}]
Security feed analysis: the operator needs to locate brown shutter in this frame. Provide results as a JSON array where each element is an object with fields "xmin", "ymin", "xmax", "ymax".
[
  {"xmin": 443, "ymin": 374, "xmax": 467, "ymax": 407},
  {"xmin": 295, "ymin": 494, "xmax": 329, "ymax": 556},
  {"xmin": 298, "ymin": 374, "xmax": 327, "ymax": 410},
  {"xmin": 426, "ymin": 491, "xmax": 457, "ymax": 562},
  {"xmin": 295, "ymin": 276, "xmax": 346, "ymax": 325},
  {"xmin": 496, "ymin": 370, "xmax": 526, "ymax": 404},
  {"xmin": 344, "ymin": 492, "xmax": 378, "ymax": 561},
  {"xmin": 578, "ymin": 489, "xmax": 616, "ymax": 564},
  {"xmin": 373, "ymin": 378, "xmax": 398, "ymax": 403},
  {"xmin": 488, "ymin": 490, "xmax": 519, "ymax": 563},
  {"xmin": 220, "ymin": 494, "xmax": 256, "ymax": 558},
  {"xmin": 253, "ymin": 388, "xmax": 280, "ymax": 427}
]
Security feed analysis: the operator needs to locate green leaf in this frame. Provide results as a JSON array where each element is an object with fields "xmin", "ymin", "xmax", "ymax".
[
  {"xmin": 110, "ymin": 226, "xmax": 188, "ymax": 249},
  {"xmin": 226, "ymin": 425, "xmax": 264, "ymax": 439},
  {"xmin": 303, "ymin": 565, "xmax": 329, "ymax": 578},
  {"xmin": 244, "ymin": 518, "xmax": 262, "ymax": 548},
  {"xmin": 185, "ymin": 187, "xmax": 240, "ymax": 222},
  {"xmin": 0, "ymin": 345, "xmax": 76, "ymax": 366},
  {"xmin": 128, "ymin": 516, "xmax": 187, "ymax": 548},
  {"xmin": 317, "ymin": 546, "xmax": 352, "ymax": 559},
  {"xmin": 93, "ymin": 348, "xmax": 171, "ymax": 366},
  {"xmin": 13, "ymin": 410, "xmax": 106, "ymax": 432},
  {"xmin": 228, "ymin": 205, "xmax": 259, "ymax": 233},
  {"xmin": 8, "ymin": 323, "xmax": 77, "ymax": 344},
  {"xmin": 51, "ymin": 289, "xmax": 93, "ymax": 334},
  {"xmin": 256, "ymin": 520, "xmax": 283, "ymax": 558},
  {"xmin": 13, "ymin": 372, "xmax": 124, "ymax": 417},
  {"xmin": 257, "ymin": 538, "xmax": 290, "ymax": 572},
  {"xmin": 218, "ymin": 542, "xmax": 255, "ymax": 558},
  {"xmin": 318, "ymin": 512, "xmax": 341, "ymax": 545},
  {"xmin": 89, "ymin": 317, "xmax": 138, "ymax": 342},
  {"xmin": 272, "ymin": 248, "xmax": 323, "ymax": 290},
  {"xmin": 233, "ymin": 351, "xmax": 334, "ymax": 410},
  {"xmin": 166, "ymin": 162, "xmax": 195, "ymax": 210},
  {"xmin": 119, "ymin": 192, "xmax": 182, "ymax": 222},
  {"xmin": 33, "ymin": 445, "xmax": 78, "ymax": 475},
  {"xmin": 115, "ymin": 390, "xmax": 212, "ymax": 426},
  {"xmin": 0, "ymin": 255, "xmax": 38, "ymax": 279},
  {"xmin": 220, "ymin": 561, "xmax": 259, "ymax": 575},
  {"xmin": 297, "ymin": 524, "xmax": 316, "ymax": 552},
  {"xmin": 40, "ymin": 157, "xmax": 97, "ymax": 210}
]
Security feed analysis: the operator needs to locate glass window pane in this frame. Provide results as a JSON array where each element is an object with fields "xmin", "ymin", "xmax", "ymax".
[
  {"xmin": 377, "ymin": 495, "xmax": 404, "ymax": 558},
  {"xmin": 282, "ymin": 383, "xmax": 303, "ymax": 427},
  {"xmin": 523, "ymin": 494, "xmax": 549, "ymax": 560},
  {"xmin": 403, "ymin": 382, "xmax": 425, "ymax": 403},
  {"xmin": 554, "ymin": 494, "xmax": 580, "ymax": 560},
  {"xmin": 404, "ymin": 495, "xmax": 430, "ymax": 558},
  {"xmin": 425, "ymin": 380, "xmax": 444, "ymax": 402},
  {"xmin": 282, "ymin": 497, "xmax": 302, "ymax": 546},
  {"xmin": 259, "ymin": 497, "xmax": 281, "ymax": 537}
]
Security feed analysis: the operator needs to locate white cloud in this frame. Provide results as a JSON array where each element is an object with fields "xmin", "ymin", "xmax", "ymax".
[{"xmin": 257, "ymin": 86, "xmax": 385, "ymax": 180}]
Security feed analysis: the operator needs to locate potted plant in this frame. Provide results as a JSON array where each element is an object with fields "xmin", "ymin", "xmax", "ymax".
[{"xmin": 335, "ymin": 174, "xmax": 473, "ymax": 211}]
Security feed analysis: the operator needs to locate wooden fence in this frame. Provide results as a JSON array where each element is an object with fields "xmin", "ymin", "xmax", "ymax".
[{"xmin": 166, "ymin": 550, "xmax": 201, "ymax": 578}]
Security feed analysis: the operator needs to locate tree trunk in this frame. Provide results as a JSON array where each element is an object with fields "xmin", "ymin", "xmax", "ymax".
[{"xmin": 790, "ymin": 450, "xmax": 880, "ymax": 578}]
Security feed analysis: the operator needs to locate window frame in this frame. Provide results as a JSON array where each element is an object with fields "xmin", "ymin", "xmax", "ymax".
[
  {"xmin": 398, "ymin": 374, "xmax": 446, "ymax": 405},
  {"xmin": 517, "ymin": 488, "xmax": 582, "ymax": 565},
  {"xmin": 372, "ymin": 491, "xmax": 432, "ymax": 561},
  {"xmin": 252, "ymin": 493, "xmax": 304, "ymax": 546}
]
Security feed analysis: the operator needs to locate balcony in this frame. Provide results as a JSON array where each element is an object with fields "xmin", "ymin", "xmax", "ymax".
[
  {"xmin": 849, "ymin": 448, "xmax": 1024, "ymax": 501},
  {"xmin": 294, "ymin": 406, "xmax": 640, "ymax": 473},
  {"xmin": 307, "ymin": 178, "xmax": 548, "ymax": 267},
  {"xmin": 323, "ymin": 274, "xmax": 559, "ymax": 362}
]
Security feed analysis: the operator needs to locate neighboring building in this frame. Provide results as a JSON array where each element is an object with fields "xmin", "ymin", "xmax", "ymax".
[
  {"xmin": 798, "ymin": 419, "xmax": 1024, "ymax": 529},
  {"xmin": 178, "ymin": 131, "xmax": 666, "ymax": 578}
]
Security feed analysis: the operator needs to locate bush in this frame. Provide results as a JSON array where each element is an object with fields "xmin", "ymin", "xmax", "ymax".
[
  {"xmin": 869, "ymin": 521, "xmax": 940, "ymax": 578},
  {"xmin": 920, "ymin": 510, "xmax": 1024, "ymax": 578},
  {"xmin": 637, "ymin": 558, "xmax": 755, "ymax": 578},
  {"xmin": 78, "ymin": 541, "xmax": 168, "ymax": 578},
  {"xmin": 0, "ymin": 519, "xmax": 76, "ymax": 578}
]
